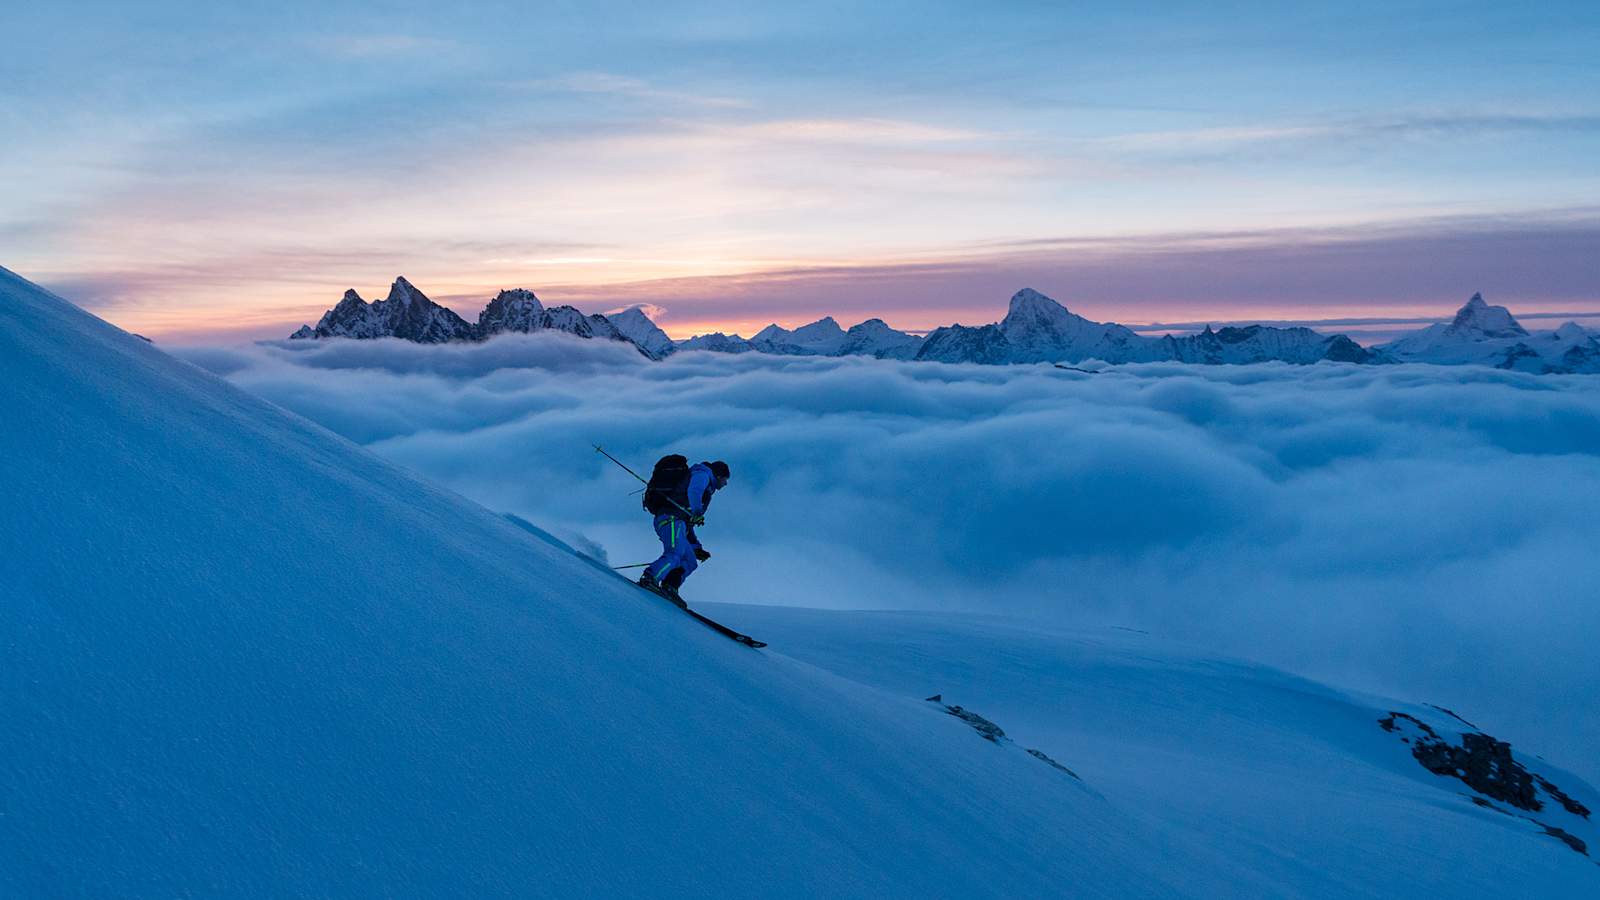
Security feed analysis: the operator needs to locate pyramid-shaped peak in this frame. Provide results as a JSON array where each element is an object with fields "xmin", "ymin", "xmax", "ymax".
[
  {"xmin": 340, "ymin": 289, "xmax": 365, "ymax": 304},
  {"xmin": 1554, "ymin": 322, "xmax": 1590, "ymax": 341},
  {"xmin": 1008, "ymin": 288, "xmax": 1064, "ymax": 313},
  {"xmin": 1447, "ymin": 292, "xmax": 1526, "ymax": 339},
  {"xmin": 794, "ymin": 316, "xmax": 844, "ymax": 335},
  {"xmin": 385, "ymin": 276, "xmax": 430, "ymax": 306}
]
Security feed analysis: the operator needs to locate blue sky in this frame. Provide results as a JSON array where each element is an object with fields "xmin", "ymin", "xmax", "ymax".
[{"xmin": 3, "ymin": 1, "xmax": 1598, "ymax": 338}]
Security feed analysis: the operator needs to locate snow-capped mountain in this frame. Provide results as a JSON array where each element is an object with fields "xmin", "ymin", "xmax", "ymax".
[
  {"xmin": 608, "ymin": 307, "xmax": 677, "ymax": 358},
  {"xmin": 306, "ymin": 277, "xmax": 476, "ymax": 343},
  {"xmin": 291, "ymin": 281, "xmax": 1595, "ymax": 374},
  {"xmin": 737, "ymin": 315, "xmax": 923, "ymax": 359},
  {"xmin": 476, "ymin": 287, "xmax": 546, "ymax": 332},
  {"xmin": 1163, "ymin": 324, "xmax": 1375, "ymax": 365},
  {"xmin": 838, "ymin": 318, "xmax": 925, "ymax": 359},
  {"xmin": 752, "ymin": 316, "xmax": 852, "ymax": 355},
  {"xmin": 914, "ymin": 289, "xmax": 1370, "ymax": 366},
  {"xmin": 291, "ymin": 280, "xmax": 649, "ymax": 356},
  {"xmin": 916, "ymin": 322, "xmax": 1015, "ymax": 364},
  {"xmin": 1378, "ymin": 293, "xmax": 1600, "ymax": 373},
  {"xmin": 677, "ymin": 331, "xmax": 754, "ymax": 353},
  {"xmin": 996, "ymin": 288, "xmax": 1162, "ymax": 363}
]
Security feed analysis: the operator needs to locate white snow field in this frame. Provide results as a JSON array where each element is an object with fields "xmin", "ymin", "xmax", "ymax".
[
  {"xmin": 709, "ymin": 604, "xmax": 1600, "ymax": 895},
  {"xmin": 3, "ymin": 264, "xmax": 1596, "ymax": 897}
]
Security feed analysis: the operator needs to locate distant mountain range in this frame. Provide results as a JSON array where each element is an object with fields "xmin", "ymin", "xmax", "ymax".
[
  {"xmin": 290, "ymin": 280, "xmax": 1600, "ymax": 374},
  {"xmin": 290, "ymin": 277, "xmax": 661, "ymax": 357}
]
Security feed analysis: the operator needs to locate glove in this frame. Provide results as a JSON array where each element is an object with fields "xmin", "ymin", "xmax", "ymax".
[
  {"xmin": 694, "ymin": 547, "xmax": 711, "ymax": 562},
  {"xmin": 687, "ymin": 514, "xmax": 706, "ymax": 527}
]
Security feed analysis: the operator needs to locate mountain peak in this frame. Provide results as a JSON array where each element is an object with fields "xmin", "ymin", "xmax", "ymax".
[
  {"xmin": 1447, "ymin": 292, "xmax": 1526, "ymax": 339},
  {"xmin": 1008, "ymin": 288, "xmax": 1061, "ymax": 314},
  {"xmin": 386, "ymin": 276, "xmax": 428, "ymax": 306},
  {"xmin": 793, "ymin": 316, "xmax": 844, "ymax": 336},
  {"xmin": 340, "ymin": 289, "xmax": 365, "ymax": 304}
]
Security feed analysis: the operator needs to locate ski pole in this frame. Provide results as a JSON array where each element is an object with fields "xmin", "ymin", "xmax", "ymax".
[
  {"xmin": 593, "ymin": 444, "xmax": 649, "ymax": 485},
  {"xmin": 593, "ymin": 444, "xmax": 701, "ymax": 521},
  {"xmin": 611, "ymin": 563, "xmax": 651, "ymax": 570}
]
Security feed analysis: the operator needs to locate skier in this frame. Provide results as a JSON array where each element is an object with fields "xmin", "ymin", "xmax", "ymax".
[{"xmin": 639, "ymin": 458, "xmax": 730, "ymax": 607}]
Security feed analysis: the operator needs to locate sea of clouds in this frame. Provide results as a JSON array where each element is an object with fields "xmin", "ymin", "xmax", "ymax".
[{"xmin": 179, "ymin": 333, "xmax": 1600, "ymax": 775}]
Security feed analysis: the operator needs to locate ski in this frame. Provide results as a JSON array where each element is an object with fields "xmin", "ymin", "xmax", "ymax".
[
  {"xmin": 684, "ymin": 607, "xmax": 767, "ymax": 648},
  {"xmin": 629, "ymin": 580, "xmax": 767, "ymax": 648}
]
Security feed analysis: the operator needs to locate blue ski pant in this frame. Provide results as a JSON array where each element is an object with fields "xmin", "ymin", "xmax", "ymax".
[{"xmin": 646, "ymin": 514, "xmax": 699, "ymax": 584}]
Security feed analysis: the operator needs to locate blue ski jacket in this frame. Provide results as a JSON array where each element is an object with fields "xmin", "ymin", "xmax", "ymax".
[{"xmin": 685, "ymin": 462, "xmax": 718, "ymax": 516}]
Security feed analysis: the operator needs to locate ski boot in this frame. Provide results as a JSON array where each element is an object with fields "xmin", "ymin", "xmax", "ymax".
[{"xmin": 659, "ymin": 571, "xmax": 689, "ymax": 609}]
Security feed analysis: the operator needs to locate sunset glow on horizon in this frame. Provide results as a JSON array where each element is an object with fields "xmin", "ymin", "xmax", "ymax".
[{"xmin": 5, "ymin": 2, "xmax": 1598, "ymax": 341}]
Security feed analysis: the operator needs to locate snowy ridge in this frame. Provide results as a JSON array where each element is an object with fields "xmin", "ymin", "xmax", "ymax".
[
  {"xmin": 292, "ymin": 278, "xmax": 655, "ymax": 357},
  {"xmin": 915, "ymin": 289, "xmax": 1375, "ymax": 366},
  {"xmin": 1377, "ymin": 292, "xmax": 1600, "ymax": 372},
  {"xmin": 677, "ymin": 289, "xmax": 1593, "ymax": 373},
  {"xmin": 607, "ymin": 306, "xmax": 677, "ymax": 358},
  {"xmin": 292, "ymin": 279, "xmax": 1597, "ymax": 373},
  {"xmin": 309, "ymin": 277, "xmax": 476, "ymax": 342},
  {"xmin": 676, "ymin": 331, "xmax": 754, "ymax": 353}
]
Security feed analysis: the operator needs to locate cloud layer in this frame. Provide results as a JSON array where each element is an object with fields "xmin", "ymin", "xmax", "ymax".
[{"xmin": 181, "ymin": 334, "xmax": 1600, "ymax": 775}]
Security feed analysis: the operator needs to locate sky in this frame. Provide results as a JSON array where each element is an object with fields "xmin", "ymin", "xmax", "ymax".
[{"xmin": 4, "ymin": 1, "xmax": 1599, "ymax": 339}]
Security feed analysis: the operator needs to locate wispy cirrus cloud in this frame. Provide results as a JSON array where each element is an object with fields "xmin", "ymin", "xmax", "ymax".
[
  {"xmin": 308, "ymin": 33, "xmax": 459, "ymax": 59},
  {"xmin": 510, "ymin": 71, "xmax": 749, "ymax": 108},
  {"xmin": 1103, "ymin": 111, "xmax": 1600, "ymax": 155}
]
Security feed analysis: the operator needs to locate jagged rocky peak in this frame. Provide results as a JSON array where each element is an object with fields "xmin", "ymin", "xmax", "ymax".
[
  {"xmin": 478, "ymin": 288, "xmax": 546, "ymax": 332},
  {"xmin": 385, "ymin": 276, "xmax": 427, "ymax": 305},
  {"xmin": 312, "ymin": 288, "xmax": 383, "ymax": 339},
  {"xmin": 1447, "ymin": 292, "xmax": 1527, "ymax": 339},
  {"xmin": 322, "ymin": 288, "xmax": 368, "ymax": 320}
]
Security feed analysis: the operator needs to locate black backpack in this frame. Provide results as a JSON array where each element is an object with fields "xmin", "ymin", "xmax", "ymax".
[{"xmin": 643, "ymin": 454, "xmax": 690, "ymax": 514}]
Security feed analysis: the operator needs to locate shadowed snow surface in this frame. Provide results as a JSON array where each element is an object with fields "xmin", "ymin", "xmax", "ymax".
[{"xmin": 707, "ymin": 605, "xmax": 1600, "ymax": 896}]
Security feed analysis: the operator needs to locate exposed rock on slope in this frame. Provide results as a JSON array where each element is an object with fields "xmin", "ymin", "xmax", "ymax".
[
  {"xmin": 292, "ymin": 279, "xmax": 649, "ymax": 356},
  {"xmin": 307, "ymin": 278, "xmax": 476, "ymax": 342}
]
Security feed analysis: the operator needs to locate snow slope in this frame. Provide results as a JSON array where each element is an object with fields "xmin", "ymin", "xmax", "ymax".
[
  {"xmin": 708, "ymin": 605, "xmax": 1600, "ymax": 896},
  {"xmin": 1, "ymin": 266, "xmax": 1232, "ymax": 896},
  {"xmin": 608, "ymin": 306, "xmax": 677, "ymax": 358}
]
